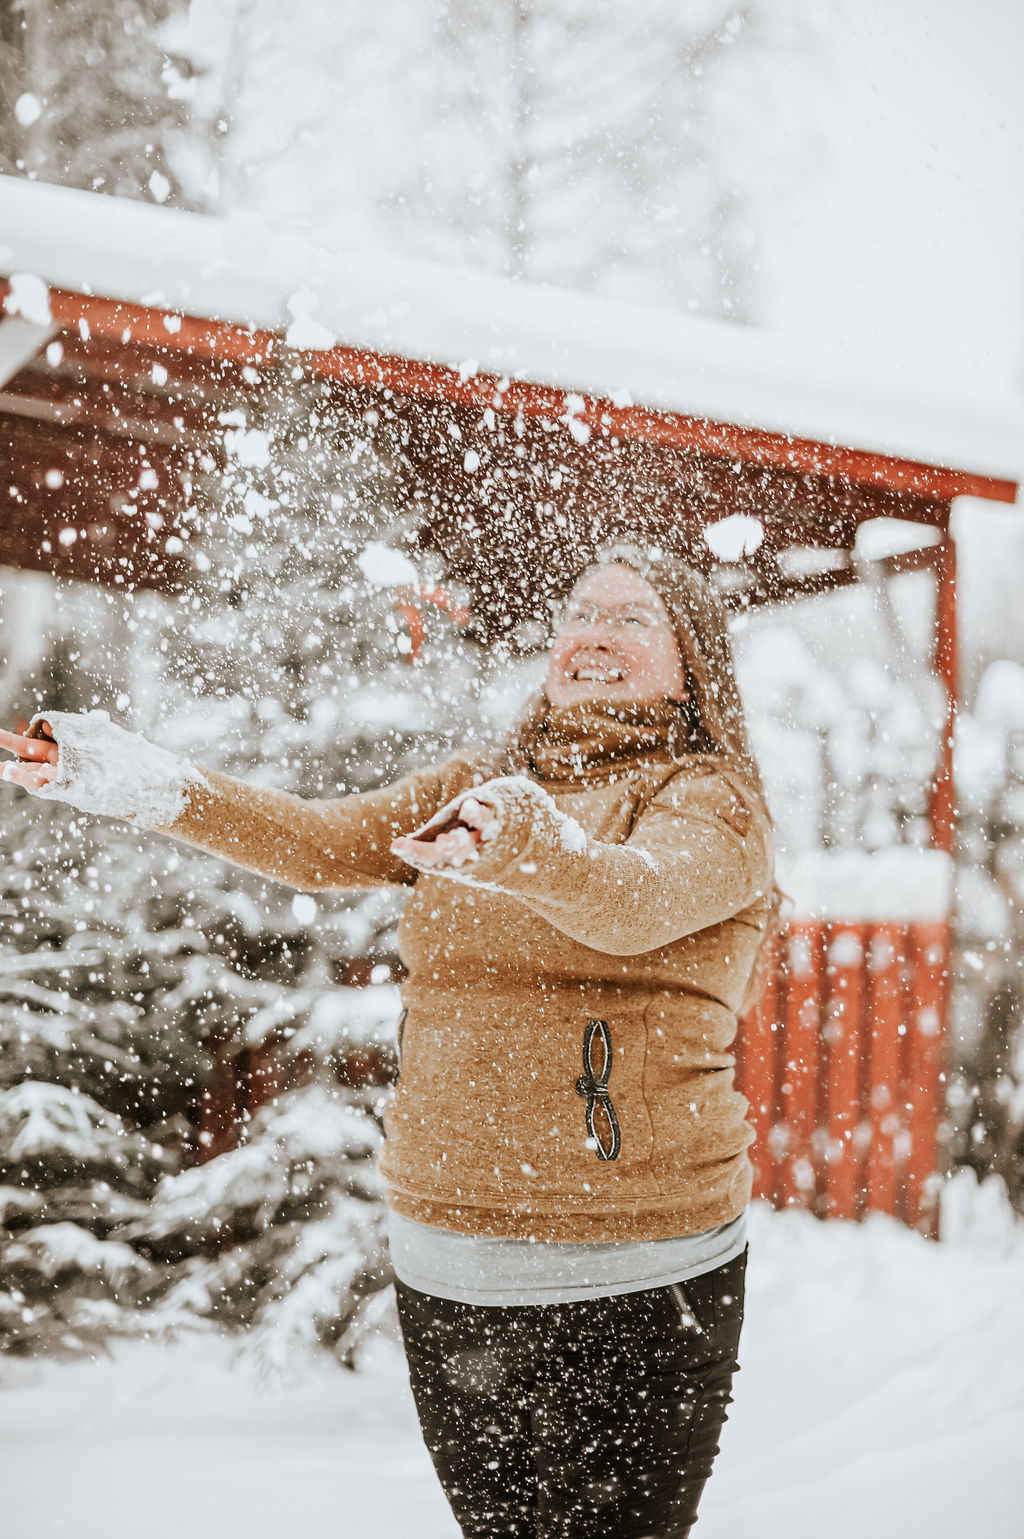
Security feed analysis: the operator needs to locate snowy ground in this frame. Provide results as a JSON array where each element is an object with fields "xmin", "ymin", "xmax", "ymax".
[{"xmin": 2, "ymin": 1186, "xmax": 1023, "ymax": 1539}]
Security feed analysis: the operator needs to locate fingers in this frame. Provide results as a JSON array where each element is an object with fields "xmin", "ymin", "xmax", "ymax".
[
  {"xmin": 391, "ymin": 826, "xmax": 480, "ymax": 869},
  {"xmin": 0, "ymin": 761, "xmax": 57, "ymax": 791},
  {"xmin": 0, "ymin": 728, "xmax": 59, "ymax": 763},
  {"xmin": 391, "ymin": 835, "xmax": 427, "ymax": 863},
  {"xmin": 391, "ymin": 787, "xmax": 505, "ymax": 873},
  {"xmin": 392, "ymin": 834, "xmax": 455, "ymax": 867},
  {"xmin": 391, "ymin": 835, "xmax": 445, "ymax": 868},
  {"xmin": 436, "ymin": 828, "xmax": 480, "ymax": 863}
]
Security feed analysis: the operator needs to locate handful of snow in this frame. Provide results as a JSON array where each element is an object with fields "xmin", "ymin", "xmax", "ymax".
[
  {"xmin": 1, "ymin": 710, "xmax": 208, "ymax": 828},
  {"xmin": 398, "ymin": 790, "xmax": 502, "ymax": 868},
  {"xmin": 393, "ymin": 775, "xmax": 587, "ymax": 876}
]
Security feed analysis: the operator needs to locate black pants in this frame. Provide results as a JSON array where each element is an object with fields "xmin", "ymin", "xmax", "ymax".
[{"xmin": 395, "ymin": 1249, "xmax": 746, "ymax": 1539}]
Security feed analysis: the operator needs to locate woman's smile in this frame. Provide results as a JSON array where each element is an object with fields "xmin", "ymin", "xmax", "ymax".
[{"xmin": 569, "ymin": 651, "xmax": 628, "ymax": 684}]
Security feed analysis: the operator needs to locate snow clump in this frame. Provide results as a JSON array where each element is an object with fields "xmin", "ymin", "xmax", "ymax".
[
  {"xmin": 6, "ymin": 271, "xmax": 52, "ymax": 326},
  {"xmin": 357, "ymin": 542, "xmax": 418, "ymax": 587},
  {"xmin": 14, "ymin": 93, "xmax": 41, "ymax": 126}
]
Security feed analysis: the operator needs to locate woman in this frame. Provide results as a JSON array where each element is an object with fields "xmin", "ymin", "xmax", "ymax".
[{"xmin": 1, "ymin": 547, "xmax": 774, "ymax": 1539}]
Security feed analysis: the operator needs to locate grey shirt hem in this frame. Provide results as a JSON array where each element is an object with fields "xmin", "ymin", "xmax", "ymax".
[{"xmin": 387, "ymin": 1208, "xmax": 748, "ymax": 1307}]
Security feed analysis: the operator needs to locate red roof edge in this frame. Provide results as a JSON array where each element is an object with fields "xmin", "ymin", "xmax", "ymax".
[{"xmin": 5, "ymin": 284, "xmax": 1018, "ymax": 508}]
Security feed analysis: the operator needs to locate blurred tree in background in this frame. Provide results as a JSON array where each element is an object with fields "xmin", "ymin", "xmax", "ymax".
[
  {"xmin": 0, "ymin": 0, "xmax": 197, "ymax": 204},
  {"xmin": 0, "ymin": 0, "xmax": 809, "ymax": 313},
  {"xmin": 0, "ymin": 367, "xmax": 496, "ymax": 1371},
  {"xmin": 171, "ymin": 0, "xmax": 808, "ymax": 319},
  {"xmin": 411, "ymin": 0, "xmax": 784, "ymax": 316}
]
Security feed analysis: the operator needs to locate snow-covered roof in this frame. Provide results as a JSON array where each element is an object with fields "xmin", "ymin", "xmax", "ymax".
[{"xmin": 1, "ymin": 172, "xmax": 1021, "ymax": 489}]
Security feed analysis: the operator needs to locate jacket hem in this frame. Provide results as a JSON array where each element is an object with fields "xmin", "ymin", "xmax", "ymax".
[{"xmin": 385, "ymin": 1184, "xmax": 751, "ymax": 1244}]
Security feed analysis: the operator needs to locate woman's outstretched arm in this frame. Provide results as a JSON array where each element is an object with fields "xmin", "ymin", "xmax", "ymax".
[
  {"xmin": 0, "ymin": 711, "xmax": 490, "ymax": 893},
  {"xmin": 392, "ymin": 766, "xmax": 773, "ymax": 953},
  {"xmin": 163, "ymin": 757, "xmax": 489, "ymax": 891}
]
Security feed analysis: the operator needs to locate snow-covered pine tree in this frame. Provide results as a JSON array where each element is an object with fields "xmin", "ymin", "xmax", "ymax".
[{"xmin": 0, "ymin": 633, "xmax": 190, "ymax": 1362}]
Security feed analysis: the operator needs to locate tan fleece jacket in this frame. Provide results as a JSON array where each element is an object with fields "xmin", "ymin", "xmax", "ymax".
[{"xmin": 165, "ymin": 751, "xmax": 773, "ymax": 1243}]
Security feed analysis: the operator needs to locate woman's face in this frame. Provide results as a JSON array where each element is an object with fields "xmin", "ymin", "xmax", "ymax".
[{"xmin": 546, "ymin": 564, "xmax": 687, "ymax": 708}]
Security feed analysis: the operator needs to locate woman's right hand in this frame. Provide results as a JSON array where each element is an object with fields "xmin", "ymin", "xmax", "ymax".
[{"xmin": 0, "ymin": 723, "xmax": 59, "ymax": 791}]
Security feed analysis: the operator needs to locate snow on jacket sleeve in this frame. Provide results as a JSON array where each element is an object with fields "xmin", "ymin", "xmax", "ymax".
[
  {"xmin": 420, "ymin": 767, "xmax": 773, "ymax": 955},
  {"xmin": 160, "ymin": 753, "xmax": 493, "ymax": 893}
]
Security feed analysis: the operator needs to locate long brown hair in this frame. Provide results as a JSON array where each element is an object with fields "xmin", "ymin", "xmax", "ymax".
[{"xmin": 572, "ymin": 543, "xmax": 784, "ymax": 1008}]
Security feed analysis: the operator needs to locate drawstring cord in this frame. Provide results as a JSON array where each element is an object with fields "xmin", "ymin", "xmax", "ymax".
[{"xmin": 576, "ymin": 1019, "xmax": 622, "ymax": 1161}]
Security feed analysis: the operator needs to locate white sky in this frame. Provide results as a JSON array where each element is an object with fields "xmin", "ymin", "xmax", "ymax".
[{"xmin": 760, "ymin": 0, "xmax": 1024, "ymax": 394}]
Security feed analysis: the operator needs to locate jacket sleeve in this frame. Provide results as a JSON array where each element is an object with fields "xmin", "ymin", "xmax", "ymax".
[
  {"xmin": 158, "ymin": 752, "xmax": 491, "ymax": 893},
  {"xmin": 437, "ymin": 767, "xmax": 773, "ymax": 955}
]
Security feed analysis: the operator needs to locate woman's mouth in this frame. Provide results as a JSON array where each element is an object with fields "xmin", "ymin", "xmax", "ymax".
[{"xmin": 570, "ymin": 659, "xmax": 627, "ymax": 684}]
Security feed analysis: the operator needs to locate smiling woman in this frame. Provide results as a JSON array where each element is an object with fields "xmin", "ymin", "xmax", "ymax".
[
  {"xmin": 0, "ymin": 544, "xmax": 776, "ymax": 1539},
  {"xmin": 547, "ymin": 563, "xmax": 689, "ymax": 706}
]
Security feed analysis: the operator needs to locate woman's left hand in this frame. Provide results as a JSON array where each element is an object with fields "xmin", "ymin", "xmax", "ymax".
[{"xmin": 391, "ymin": 794, "xmax": 498, "ymax": 870}]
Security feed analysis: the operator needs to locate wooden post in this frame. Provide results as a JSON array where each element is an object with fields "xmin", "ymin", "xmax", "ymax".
[
  {"xmin": 780, "ymin": 922, "xmax": 823, "ymax": 1210},
  {"xmin": 865, "ymin": 923, "xmax": 905, "ymax": 1215},
  {"xmin": 929, "ymin": 532, "xmax": 957, "ymax": 855},
  {"xmin": 824, "ymin": 924, "xmax": 867, "ymax": 1219},
  {"xmin": 916, "ymin": 530, "xmax": 957, "ymax": 1227},
  {"xmin": 906, "ymin": 920, "xmax": 951, "ymax": 1234}
]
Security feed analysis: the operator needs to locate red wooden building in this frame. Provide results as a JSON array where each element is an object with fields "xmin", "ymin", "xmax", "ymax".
[{"xmin": 2, "ymin": 173, "xmax": 1021, "ymax": 1232}]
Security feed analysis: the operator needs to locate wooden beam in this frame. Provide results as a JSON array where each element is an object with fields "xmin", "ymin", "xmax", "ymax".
[
  {"xmin": 2, "ymin": 411, "xmax": 193, "ymax": 481},
  {"xmin": 0, "ymin": 369, "xmax": 228, "ymax": 453},
  {"xmin": 36, "ymin": 324, "xmax": 272, "ymax": 400},
  {"xmin": 38, "ymin": 287, "xmax": 279, "ymax": 372}
]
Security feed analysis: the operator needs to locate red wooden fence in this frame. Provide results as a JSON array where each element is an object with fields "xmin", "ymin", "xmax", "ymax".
[{"xmin": 735, "ymin": 919, "xmax": 951, "ymax": 1234}]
